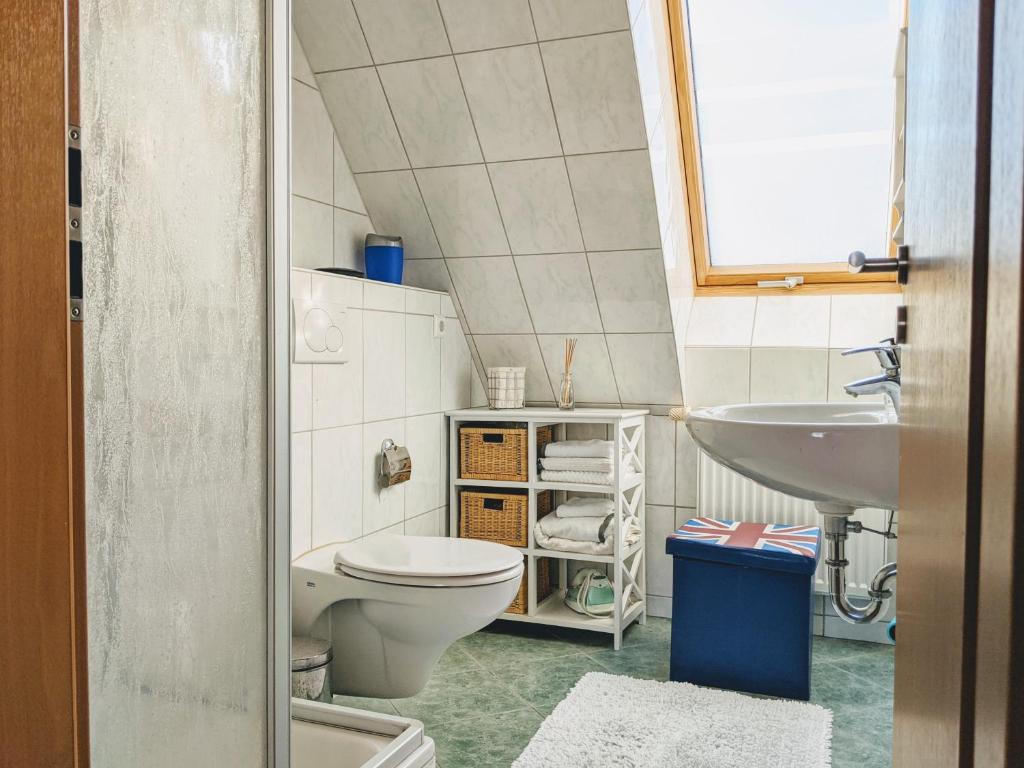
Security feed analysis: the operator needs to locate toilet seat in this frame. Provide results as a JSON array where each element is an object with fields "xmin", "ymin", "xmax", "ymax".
[{"xmin": 334, "ymin": 535, "xmax": 523, "ymax": 588}]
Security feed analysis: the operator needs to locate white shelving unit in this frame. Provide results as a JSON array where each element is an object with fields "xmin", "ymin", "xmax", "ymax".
[{"xmin": 446, "ymin": 407, "xmax": 648, "ymax": 650}]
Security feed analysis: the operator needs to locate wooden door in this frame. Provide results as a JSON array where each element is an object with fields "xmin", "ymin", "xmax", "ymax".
[
  {"xmin": 0, "ymin": 1, "xmax": 88, "ymax": 766},
  {"xmin": 894, "ymin": 2, "xmax": 993, "ymax": 766},
  {"xmin": 974, "ymin": 0, "xmax": 1024, "ymax": 764}
]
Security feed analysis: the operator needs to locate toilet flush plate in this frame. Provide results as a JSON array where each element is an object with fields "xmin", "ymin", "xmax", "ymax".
[{"xmin": 293, "ymin": 299, "xmax": 348, "ymax": 364}]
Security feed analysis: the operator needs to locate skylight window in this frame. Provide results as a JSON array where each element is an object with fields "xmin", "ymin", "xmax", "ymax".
[{"xmin": 671, "ymin": 0, "xmax": 905, "ymax": 290}]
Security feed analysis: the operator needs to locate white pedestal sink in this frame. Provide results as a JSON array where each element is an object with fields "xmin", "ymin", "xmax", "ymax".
[{"xmin": 684, "ymin": 402, "xmax": 899, "ymax": 512}]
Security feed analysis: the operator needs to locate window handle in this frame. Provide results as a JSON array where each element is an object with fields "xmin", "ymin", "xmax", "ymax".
[{"xmin": 848, "ymin": 246, "xmax": 909, "ymax": 285}]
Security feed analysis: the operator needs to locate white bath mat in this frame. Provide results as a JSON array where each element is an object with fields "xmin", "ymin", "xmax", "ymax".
[{"xmin": 513, "ymin": 672, "xmax": 831, "ymax": 768}]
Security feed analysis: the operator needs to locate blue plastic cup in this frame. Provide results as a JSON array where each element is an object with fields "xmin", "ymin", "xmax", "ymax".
[{"xmin": 364, "ymin": 234, "xmax": 404, "ymax": 284}]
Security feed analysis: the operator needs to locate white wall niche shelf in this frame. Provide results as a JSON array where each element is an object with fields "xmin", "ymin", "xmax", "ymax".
[{"xmin": 446, "ymin": 407, "xmax": 648, "ymax": 650}]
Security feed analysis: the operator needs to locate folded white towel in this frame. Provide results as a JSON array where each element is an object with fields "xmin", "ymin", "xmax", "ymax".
[
  {"xmin": 537, "ymin": 512, "xmax": 611, "ymax": 543},
  {"xmin": 534, "ymin": 523, "xmax": 641, "ymax": 556},
  {"xmin": 544, "ymin": 439, "xmax": 613, "ymax": 459},
  {"xmin": 555, "ymin": 497, "xmax": 615, "ymax": 518},
  {"xmin": 540, "ymin": 469, "xmax": 614, "ymax": 485},
  {"xmin": 540, "ymin": 457, "xmax": 614, "ymax": 472}
]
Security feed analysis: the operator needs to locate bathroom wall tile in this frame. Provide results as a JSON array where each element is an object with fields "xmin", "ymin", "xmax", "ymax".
[
  {"xmin": 312, "ymin": 310, "xmax": 364, "ymax": 428},
  {"xmin": 685, "ymin": 297, "xmax": 757, "ymax": 347},
  {"xmin": 530, "ymin": 0, "xmax": 630, "ymax": 40},
  {"xmin": 647, "ymin": 595, "xmax": 672, "ymax": 619},
  {"xmin": 354, "ymin": 171, "xmax": 442, "ymax": 260},
  {"xmin": 439, "ymin": 0, "xmax": 537, "ymax": 52},
  {"xmin": 645, "ymin": 504, "xmax": 676, "ymax": 596},
  {"xmin": 674, "ymin": 425, "xmax": 698, "ymax": 507},
  {"xmin": 828, "ymin": 293, "xmax": 903, "ymax": 348},
  {"xmin": 447, "ymin": 257, "xmax": 533, "ymax": 334},
  {"xmin": 823, "ymin": 615, "xmax": 893, "ymax": 644},
  {"xmin": 489, "ymin": 158, "xmax": 584, "ymax": 254},
  {"xmin": 378, "ymin": 58, "xmax": 483, "ymax": 168},
  {"xmin": 442, "ymin": 322, "xmax": 473, "ymax": 410},
  {"xmin": 473, "ymin": 334, "xmax": 555, "ymax": 403},
  {"xmin": 352, "ymin": 0, "xmax": 451, "ymax": 64},
  {"xmin": 537, "ymin": 334, "xmax": 619, "ymax": 403},
  {"xmin": 292, "ymin": 363, "xmax": 312, "ymax": 432},
  {"xmin": 682, "ymin": 347, "xmax": 750, "ymax": 407},
  {"xmin": 566, "ymin": 151, "xmax": 660, "ymax": 250},
  {"xmin": 749, "ymin": 348, "xmax": 828, "ymax": 404},
  {"xmin": 441, "ymin": 295, "xmax": 457, "ymax": 318},
  {"xmin": 471, "ymin": 364, "xmax": 489, "ymax": 407},
  {"xmin": 333, "ymin": 138, "xmax": 366, "ymax": 214},
  {"xmin": 606, "ymin": 333, "xmax": 681, "ymax": 405},
  {"xmin": 334, "ymin": 208, "xmax": 373, "ymax": 272},
  {"xmin": 363, "ymin": 310, "xmax": 406, "ymax": 421},
  {"xmin": 291, "ymin": 30, "xmax": 318, "ymax": 89},
  {"xmin": 415, "ymin": 165, "xmax": 510, "ymax": 257},
  {"xmin": 311, "ymin": 270, "xmax": 363, "ymax": 309},
  {"xmin": 363, "ymin": 281, "xmax": 405, "ymax": 312},
  {"xmin": 405, "ymin": 413, "xmax": 444, "ymax": 518},
  {"xmin": 291, "ymin": 432, "xmax": 313, "ymax": 559},
  {"xmin": 514, "ymin": 253, "xmax": 603, "ymax": 334},
  {"xmin": 588, "ymin": 250, "xmax": 672, "ymax": 333},
  {"xmin": 312, "ymin": 424, "xmax": 364, "ymax": 545},
  {"xmin": 293, "ymin": 0, "xmax": 372, "ymax": 72},
  {"xmin": 541, "ymin": 32, "xmax": 646, "ymax": 154},
  {"xmin": 827, "ymin": 349, "xmax": 884, "ymax": 403},
  {"xmin": 406, "ymin": 314, "xmax": 442, "ymax": 416},
  {"xmin": 318, "ymin": 68, "xmax": 408, "ymax": 172},
  {"xmin": 644, "ymin": 416, "xmax": 675, "ymax": 506},
  {"xmin": 403, "ymin": 258, "xmax": 453, "ymax": 294},
  {"xmin": 363, "ymin": 418, "xmax": 407, "ymax": 534},
  {"xmin": 405, "ymin": 508, "xmax": 441, "ymax": 537},
  {"xmin": 291, "ymin": 196, "xmax": 334, "ymax": 269},
  {"xmin": 751, "ymin": 296, "xmax": 831, "ymax": 348},
  {"xmin": 405, "ymin": 289, "xmax": 441, "ymax": 316},
  {"xmin": 292, "ymin": 81, "xmax": 336, "ymax": 203},
  {"xmin": 456, "ymin": 46, "xmax": 562, "ymax": 162},
  {"xmin": 565, "ymin": 422, "xmax": 610, "ymax": 440}
]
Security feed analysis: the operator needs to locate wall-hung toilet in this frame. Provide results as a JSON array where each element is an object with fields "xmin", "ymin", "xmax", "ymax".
[{"xmin": 292, "ymin": 535, "xmax": 523, "ymax": 698}]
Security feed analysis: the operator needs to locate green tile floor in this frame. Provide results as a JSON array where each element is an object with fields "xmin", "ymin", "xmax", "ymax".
[{"xmin": 333, "ymin": 617, "xmax": 894, "ymax": 768}]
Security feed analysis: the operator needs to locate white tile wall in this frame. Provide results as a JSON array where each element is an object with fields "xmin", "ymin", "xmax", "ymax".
[
  {"xmin": 530, "ymin": 0, "xmax": 629, "ymax": 40},
  {"xmin": 378, "ymin": 58, "xmax": 483, "ymax": 168},
  {"xmin": 292, "ymin": 270, "xmax": 472, "ymax": 559},
  {"xmin": 587, "ymin": 249, "xmax": 672, "ymax": 332},
  {"xmin": 447, "ymin": 257, "xmax": 533, "ymax": 334},
  {"xmin": 352, "ymin": 0, "xmax": 451, "ymax": 64},
  {"xmin": 489, "ymin": 158, "xmax": 584, "ymax": 255},
  {"xmin": 318, "ymin": 68, "xmax": 408, "ymax": 173},
  {"xmin": 354, "ymin": 171, "xmax": 442, "ymax": 260},
  {"xmin": 566, "ymin": 151, "xmax": 660, "ymax": 250},
  {"xmin": 293, "ymin": 0, "xmax": 371, "ymax": 73},
  {"xmin": 541, "ymin": 32, "xmax": 646, "ymax": 154},
  {"xmin": 456, "ymin": 46, "xmax": 562, "ymax": 162},
  {"xmin": 537, "ymin": 333, "xmax": 619, "ymax": 403},
  {"xmin": 437, "ymin": 0, "xmax": 536, "ymax": 53},
  {"xmin": 415, "ymin": 165, "xmax": 510, "ymax": 257},
  {"xmin": 514, "ymin": 253, "xmax": 603, "ymax": 334}
]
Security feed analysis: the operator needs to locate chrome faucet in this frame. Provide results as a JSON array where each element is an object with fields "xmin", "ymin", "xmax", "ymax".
[{"xmin": 842, "ymin": 338, "xmax": 901, "ymax": 413}]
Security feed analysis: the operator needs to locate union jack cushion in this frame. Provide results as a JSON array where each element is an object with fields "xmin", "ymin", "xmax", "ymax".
[{"xmin": 670, "ymin": 517, "xmax": 819, "ymax": 559}]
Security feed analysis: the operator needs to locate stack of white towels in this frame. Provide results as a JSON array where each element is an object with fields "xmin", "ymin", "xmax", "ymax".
[
  {"xmin": 535, "ymin": 496, "xmax": 641, "ymax": 556},
  {"xmin": 539, "ymin": 439, "xmax": 619, "ymax": 485}
]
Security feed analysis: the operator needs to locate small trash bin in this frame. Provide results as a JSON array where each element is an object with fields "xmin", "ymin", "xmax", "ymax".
[
  {"xmin": 666, "ymin": 517, "xmax": 820, "ymax": 700},
  {"xmin": 292, "ymin": 635, "xmax": 332, "ymax": 703}
]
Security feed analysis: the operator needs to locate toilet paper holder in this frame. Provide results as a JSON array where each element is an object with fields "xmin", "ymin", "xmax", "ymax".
[{"xmin": 379, "ymin": 439, "xmax": 412, "ymax": 488}]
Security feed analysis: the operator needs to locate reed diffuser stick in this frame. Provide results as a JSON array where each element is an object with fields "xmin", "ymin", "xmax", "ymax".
[{"xmin": 560, "ymin": 337, "xmax": 577, "ymax": 407}]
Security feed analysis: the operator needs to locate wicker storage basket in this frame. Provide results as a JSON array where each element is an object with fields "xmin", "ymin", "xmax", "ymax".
[
  {"xmin": 507, "ymin": 556, "xmax": 555, "ymax": 615},
  {"xmin": 459, "ymin": 424, "xmax": 553, "ymax": 482},
  {"xmin": 459, "ymin": 490, "xmax": 551, "ymax": 548}
]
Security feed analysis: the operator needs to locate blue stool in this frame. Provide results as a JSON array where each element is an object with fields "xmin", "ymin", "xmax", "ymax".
[{"xmin": 666, "ymin": 517, "xmax": 820, "ymax": 700}]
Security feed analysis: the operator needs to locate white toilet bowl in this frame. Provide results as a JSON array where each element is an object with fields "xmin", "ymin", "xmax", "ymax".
[{"xmin": 292, "ymin": 535, "xmax": 523, "ymax": 698}]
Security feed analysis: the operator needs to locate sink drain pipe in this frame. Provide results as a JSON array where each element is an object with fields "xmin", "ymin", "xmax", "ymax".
[{"xmin": 822, "ymin": 514, "xmax": 898, "ymax": 624}]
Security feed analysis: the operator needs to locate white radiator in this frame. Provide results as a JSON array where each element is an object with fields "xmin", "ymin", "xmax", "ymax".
[{"xmin": 697, "ymin": 453, "xmax": 896, "ymax": 593}]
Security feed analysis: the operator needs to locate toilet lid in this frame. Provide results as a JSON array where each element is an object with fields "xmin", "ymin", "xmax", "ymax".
[{"xmin": 333, "ymin": 535, "xmax": 523, "ymax": 586}]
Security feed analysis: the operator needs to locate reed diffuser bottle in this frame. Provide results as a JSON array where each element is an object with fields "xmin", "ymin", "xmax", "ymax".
[{"xmin": 558, "ymin": 337, "xmax": 576, "ymax": 409}]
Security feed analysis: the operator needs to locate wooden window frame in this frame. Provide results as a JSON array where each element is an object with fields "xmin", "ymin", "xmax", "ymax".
[{"xmin": 666, "ymin": 0, "xmax": 901, "ymax": 296}]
